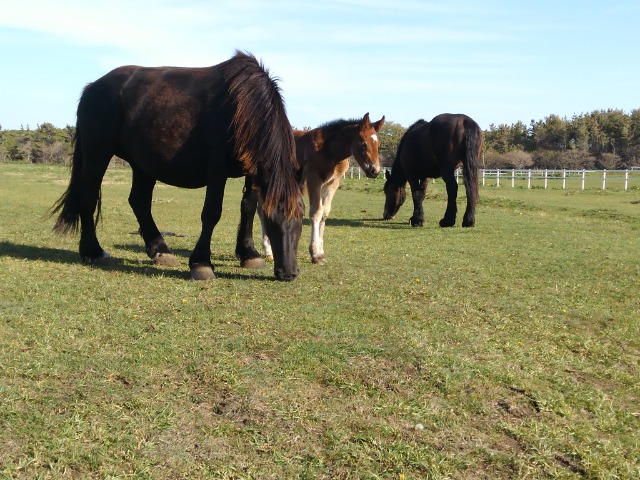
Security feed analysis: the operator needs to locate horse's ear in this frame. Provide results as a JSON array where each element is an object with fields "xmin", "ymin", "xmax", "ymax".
[
  {"xmin": 385, "ymin": 169, "xmax": 391, "ymax": 180},
  {"xmin": 361, "ymin": 112, "xmax": 371, "ymax": 126},
  {"xmin": 373, "ymin": 115, "xmax": 385, "ymax": 132}
]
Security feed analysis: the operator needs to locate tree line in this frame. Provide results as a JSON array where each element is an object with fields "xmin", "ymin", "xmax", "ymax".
[
  {"xmin": 1, "ymin": 108, "xmax": 639, "ymax": 170},
  {"xmin": 482, "ymin": 109, "xmax": 640, "ymax": 170}
]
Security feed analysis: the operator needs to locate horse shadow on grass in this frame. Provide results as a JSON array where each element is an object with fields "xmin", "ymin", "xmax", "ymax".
[
  {"xmin": 0, "ymin": 241, "xmax": 277, "ymax": 282},
  {"xmin": 319, "ymin": 217, "xmax": 414, "ymax": 230}
]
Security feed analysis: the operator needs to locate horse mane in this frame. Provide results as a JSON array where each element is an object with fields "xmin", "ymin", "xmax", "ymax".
[{"xmin": 224, "ymin": 51, "xmax": 301, "ymax": 220}]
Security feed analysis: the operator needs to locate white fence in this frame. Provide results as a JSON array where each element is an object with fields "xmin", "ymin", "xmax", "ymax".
[{"xmin": 344, "ymin": 167, "xmax": 639, "ymax": 191}]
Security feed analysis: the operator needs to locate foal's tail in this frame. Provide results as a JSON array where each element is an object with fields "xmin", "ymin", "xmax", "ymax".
[
  {"xmin": 463, "ymin": 118, "xmax": 483, "ymax": 205},
  {"xmin": 50, "ymin": 128, "xmax": 102, "ymax": 234}
]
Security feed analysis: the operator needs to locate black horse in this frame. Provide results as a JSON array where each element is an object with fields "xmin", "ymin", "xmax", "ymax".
[
  {"xmin": 383, "ymin": 113, "xmax": 482, "ymax": 228},
  {"xmin": 52, "ymin": 51, "xmax": 304, "ymax": 281}
]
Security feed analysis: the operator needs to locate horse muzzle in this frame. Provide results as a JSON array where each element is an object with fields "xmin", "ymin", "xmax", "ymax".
[
  {"xmin": 275, "ymin": 265, "xmax": 299, "ymax": 281},
  {"xmin": 364, "ymin": 163, "xmax": 380, "ymax": 179}
]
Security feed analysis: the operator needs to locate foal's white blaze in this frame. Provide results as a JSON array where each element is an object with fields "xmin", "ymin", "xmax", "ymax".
[{"xmin": 371, "ymin": 133, "xmax": 378, "ymax": 143}]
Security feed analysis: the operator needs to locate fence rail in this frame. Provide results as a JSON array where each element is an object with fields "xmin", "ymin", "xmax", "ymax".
[{"xmin": 344, "ymin": 167, "xmax": 639, "ymax": 191}]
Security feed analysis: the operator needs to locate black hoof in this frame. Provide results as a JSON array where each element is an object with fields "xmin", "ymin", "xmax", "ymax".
[{"xmin": 439, "ymin": 218, "xmax": 455, "ymax": 228}]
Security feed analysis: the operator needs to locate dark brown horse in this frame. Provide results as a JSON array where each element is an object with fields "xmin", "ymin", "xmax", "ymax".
[
  {"xmin": 52, "ymin": 51, "xmax": 304, "ymax": 281},
  {"xmin": 235, "ymin": 113, "xmax": 385, "ymax": 265},
  {"xmin": 383, "ymin": 113, "xmax": 482, "ymax": 228}
]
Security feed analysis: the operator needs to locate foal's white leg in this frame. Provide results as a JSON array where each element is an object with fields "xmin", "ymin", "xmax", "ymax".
[
  {"xmin": 319, "ymin": 178, "xmax": 340, "ymax": 249},
  {"xmin": 256, "ymin": 206, "xmax": 273, "ymax": 259},
  {"xmin": 307, "ymin": 178, "xmax": 325, "ymax": 264}
]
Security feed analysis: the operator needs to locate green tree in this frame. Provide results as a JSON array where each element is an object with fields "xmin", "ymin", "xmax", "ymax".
[
  {"xmin": 531, "ymin": 114, "xmax": 569, "ymax": 151},
  {"xmin": 377, "ymin": 120, "xmax": 406, "ymax": 167},
  {"xmin": 600, "ymin": 109, "xmax": 629, "ymax": 157}
]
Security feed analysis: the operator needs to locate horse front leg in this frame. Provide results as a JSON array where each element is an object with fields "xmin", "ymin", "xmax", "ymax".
[
  {"xmin": 190, "ymin": 176, "xmax": 227, "ymax": 280},
  {"xmin": 317, "ymin": 178, "xmax": 339, "ymax": 259},
  {"xmin": 235, "ymin": 177, "xmax": 266, "ymax": 268},
  {"xmin": 408, "ymin": 178, "xmax": 427, "ymax": 227},
  {"xmin": 256, "ymin": 206, "xmax": 273, "ymax": 260},
  {"xmin": 129, "ymin": 166, "xmax": 179, "ymax": 266},
  {"xmin": 307, "ymin": 176, "xmax": 325, "ymax": 264},
  {"xmin": 440, "ymin": 172, "xmax": 458, "ymax": 227}
]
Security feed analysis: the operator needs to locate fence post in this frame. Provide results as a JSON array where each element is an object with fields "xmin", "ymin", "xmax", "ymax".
[
  {"xmin": 511, "ymin": 169, "xmax": 515, "ymax": 188},
  {"xmin": 544, "ymin": 169, "xmax": 548, "ymax": 189},
  {"xmin": 482, "ymin": 169, "xmax": 486, "ymax": 186},
  {"xmin": 602, "ymin": 169, "xmax": 606, "ymax": 190},
  {"xmin": 562, "ymin": 169, "xmax": 566, "ymax": 189},
  {"xmin": 527, "ymin": 170, "xmax": 531, "ymax": 189},
  {"xmin": 496, "ymin": 169, "xmax": 500, "ymax": 187},
  {"xmin": 625, "ymin": 169, "xmax": 629, "ymax": 191},
  {"xmin": 581, "ymin": 170, "xmax": 586, "ymax": 190}
]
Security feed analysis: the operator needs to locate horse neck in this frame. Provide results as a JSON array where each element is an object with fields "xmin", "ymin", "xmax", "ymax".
[{"xmin": 389, "ymin": 161, "xmax": 408, "ymax": 187}]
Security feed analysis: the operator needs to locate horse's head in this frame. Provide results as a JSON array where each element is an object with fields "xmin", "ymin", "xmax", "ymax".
[
  {"xmin": 352, "ymin": 113, "xmax": 385, "ymax": 178},
  {"xmin": 262, "ymin": 195, "xmax": 304, "ymax": 281},
  {"xmin": 383, "ymin": 169, "xmax": 406, "ymax": 220}
]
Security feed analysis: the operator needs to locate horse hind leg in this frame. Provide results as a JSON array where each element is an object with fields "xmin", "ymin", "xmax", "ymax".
[
  {"xmin": 461, "ymin": 168, "xmax": 478, "ymax": 227},
  {"xmin": 77, "ymin": 153, "xmax": 114, "ymax": 264},
  {"xmin": 461, "ymin": 182, "xmax": 476, "ymax": 227},
  {"xmin": 439, "ymin": 172, "xmax": 458, "ymax": 227},
  {"xmin": 129, "ymin": 167, "xmax": 179, "ymax": 267}
]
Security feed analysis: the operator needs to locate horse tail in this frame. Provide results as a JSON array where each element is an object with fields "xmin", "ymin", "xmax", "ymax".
[
  {"xmin": 50, "ymin": 114, "xmax": 102, "ymax": 234},
  {"xmin": 463, "ymin": 117, "xmax": 483, "ymax": 204},
  {"xmin": 225, "ymin": 51, "xmax": 301, "ymax": 220}
]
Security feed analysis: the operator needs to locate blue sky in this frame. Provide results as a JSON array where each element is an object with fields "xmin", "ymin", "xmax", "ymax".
[{"xmin": 0, "ymin": 1, "xmax": 637, "ymax": 131}]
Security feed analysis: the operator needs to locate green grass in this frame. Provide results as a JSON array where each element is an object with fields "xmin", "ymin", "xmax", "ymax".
[{"xmin": 1, "ymin": 162, "xmax": 639, "ymax": 479}]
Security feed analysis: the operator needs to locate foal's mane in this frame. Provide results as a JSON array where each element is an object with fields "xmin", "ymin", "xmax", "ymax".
[
  {"xmin": 317, "ymin": 118, "xmax": 362, "ymax": 134},
  {"xmin": 224, "ymin": 51, "xmax": 300, "ymax": 220}
]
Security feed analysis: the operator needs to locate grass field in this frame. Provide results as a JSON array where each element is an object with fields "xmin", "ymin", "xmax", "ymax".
[{"xmin": 1, "ymin": 162, "xmax": 639, "ymax": 479}]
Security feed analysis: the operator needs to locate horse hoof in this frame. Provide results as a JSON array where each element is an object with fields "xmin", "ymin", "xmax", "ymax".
[
  {"xmin": 311, "ymin": 255, "xmax": 325, "ymax": 265},
  {"xmin": 190, "ymin": 263, "xmax": 215, "ymax": 280},
  {"xmin": 240, "ymin": 257, "xmax": 266, "ymax": 269},
  {"xmin": 439, "ymin": 219, "xmax": 455, "ymax": 228},
  {"xmin": 264, "ymin": 255, "xmax": 274, "ymax": 262},
  {"xmin": 82, "ymin": 251, "xmax": 112, "ymax": 266},
  {"xmin": 153, "ymin": 252, "xmax": 180, "ymax": 267}
]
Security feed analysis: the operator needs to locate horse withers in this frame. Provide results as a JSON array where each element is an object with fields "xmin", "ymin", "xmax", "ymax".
[
  {"xmin": 236, "ymin": 113, "xmax": 385, "ymax": 265},
  {"xmin": 383, "ymin": 113, "xmax": 482, "ymax": 228},
  {"xmin": 51, "ymin": 51, "xmax": 303, "ymax": 281}
]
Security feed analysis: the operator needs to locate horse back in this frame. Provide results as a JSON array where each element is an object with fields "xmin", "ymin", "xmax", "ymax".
[
  {"xmin": 76, "ymin": 65, "xmax": 234, "ymax": 186},
  {"xmin": 402, "ymin": 114, "xmax": 480, "ymax": 178}
]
